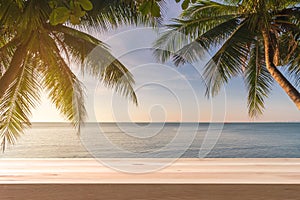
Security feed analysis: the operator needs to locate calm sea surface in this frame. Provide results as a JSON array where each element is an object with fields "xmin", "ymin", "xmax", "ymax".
[{"xmin": 1, "ymin": 123, "xmax": 300, "ymax": 158}]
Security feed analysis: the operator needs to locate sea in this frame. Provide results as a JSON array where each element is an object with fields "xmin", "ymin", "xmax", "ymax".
[{"xmin": 1, "ymin": 122, "xmax": 300, "ymax": 158}]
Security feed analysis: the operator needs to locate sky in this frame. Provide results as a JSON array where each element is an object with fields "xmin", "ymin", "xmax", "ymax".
[{"xmin": 31, "ymin": 1, "xmax": 300, "ymax": 122}]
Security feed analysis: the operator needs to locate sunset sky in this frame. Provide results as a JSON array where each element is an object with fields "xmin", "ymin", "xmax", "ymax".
[{"xmin": 31, "ymin": 1, "xmax": 300, "ymax": 122}]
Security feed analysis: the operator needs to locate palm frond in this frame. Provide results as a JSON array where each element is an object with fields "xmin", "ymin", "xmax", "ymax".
[
  {"xmin": 203, "ymin": 20, "xmax": 255, "ymax": 97},
  {"xmin": 81, "ymin": 0, "xmax": 161, "ymax": 32},
  {"xmin": 0, "ymin": 37, "xmax": 18, "ymax": 78},
  {"xmin": 84, "ymin": 47, "xmax": 138, "ymax": 104},
  {"xmin": 286, "ymin": 42, "xmax": 300, "ymax": 89},
  {"xmin": 265, "ymin": 0, "xmax": 300, "ymax": 10},
  {"xmin": 154, "ymin": 1, "xmax": 241, "ymax": 63},
  {"xmin": 155, "ymin": 0, "xmax": 300, "ymax": 117},
  {"xmin": 0, "ymin": 1, "xmax": 21, "ymax": 28},
  {"xmin": 37, "ymin": 32, "xmax": 86, "ymax": 128},
  {"xmin": 49, "ymin": 25, "xmax": 138, "ymax": 104},
  {"xmin": 181, "ymin": 0, "xmax": 239, "ymax": 19},
  {"xmin": 154, "ymin": 28, "xmax": 192, "ymax": 63},
  {"xmin": 170, "ymin": 17, "xmax": 242, "ymax": 65},
  {"xmin": 276, "ymin": 21, "xmax": 300, "ymax": 89},
  {"xmin": 0, "ymin": 54, "xmax": 40, "ymax": 151},
  {"xmin": 244, "ymin": 40, "xmax": 273, "ymax": 117},
  {"xmin": 48, "ymin": 24, "xmax": 108, "ymax": 64}
]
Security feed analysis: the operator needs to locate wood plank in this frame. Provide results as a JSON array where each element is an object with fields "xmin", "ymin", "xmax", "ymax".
[
  {"xmin": 1, "ymin": 184, "xmax": 300, "ymax": 200},
  {"xmin": 0, "ymin": 158, "xmax": 300, "ymax": 184}
]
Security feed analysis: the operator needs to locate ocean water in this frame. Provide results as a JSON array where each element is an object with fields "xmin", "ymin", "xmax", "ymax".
[{"xmin": 1, "ymin": 123, "xmax": 300, "ymax": 158}]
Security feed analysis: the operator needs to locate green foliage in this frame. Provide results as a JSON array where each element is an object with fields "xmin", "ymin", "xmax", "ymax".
[
  {"xmin": 48, "ymin": 0, "xmax": 194, "ymax": 26},
  {"xmin": 137, "ymin": 0, "xmax": 194, "ymax": 17},
  {"xmin": 155, "ymin": 0, "xmax": 300, "ymax": 117},
  {"xmin": 48, "ymin": 0, "xmax": 166, "ymax": 25},
  {"xmin": 49, "ymin": 7, "xmax": 71, "ymax": 25},
  {"xmin": 139, "ymin": 0, "xmax": 161, "ymax": 17},
  {"xmin": 77, "ymin": 0, "xmax": 93, "ymax": 10},
  {"xmin": 202, "ymin": 20, "xmax": 255, "ymax": 97},
  {"xmin": 181, "ymin": 0, "xmax": 196, "ymax": 10},
  {"xmin": 49, "ymin": 0, "xmax": 93, "ymax": 25},
  {"xmin": 0, "ymin": 46, "xmax": 41, "ymax": 151},
  {"xmin": 245, "ymin": 41, "xmax": 273, "ymax": 117},
  {"xmin": 0, "ymin": 0, "xmax": 158, "ymax": 150}
]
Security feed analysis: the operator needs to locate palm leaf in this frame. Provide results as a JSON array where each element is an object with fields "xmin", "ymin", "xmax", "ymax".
[
  {"xmin": 49, "ymin": 25, "xmax": 138, "ymax": 104},
  {"xmin": 0, "ymin": 54, "xmax": 40, "ymax": 151},
  {"xmin": 84, "ymin": 47, "xmax": 138, "ymax": 105},
  {"xmin": 81, "ymin": 0, "xmax": 160, "ymax": 31},
  {"xmin": 286, "ymin": 41, "xmax": 300, "ymax": 89},
  {"xmin": 0, "ymin": 1, "xmax": 21, "ymax": 27},
  {"xmin": 48, "ymin": 24, "xmax": 108, "ymax": 64},
  {"xmin": 203, "ymin": 20, "xmax": 255, "ymax": 97},
  {"xmin": 0, "ymin": 37, "xmax": 18, "ymax": 78},
  {"xmin": 153, "ymin": 1, "xmax": 241, "ymax": 63},
  {"xmin": 37, "ymin": 32, "xmax": 86, "ymax": 128},
  {"xmin": 244, "ymin": 40, "xmax": 273, "ymax": 117},
  {"xmin": 154, "ymin": 0, "xmax": 300, "ymax": 117},
  {"xmin": 171, "ymin": 17, "xmax": 242, "ymax": 65},
  {"xmin": 181, "ymin": 0, "xmax": 239, "ymax": 19}
]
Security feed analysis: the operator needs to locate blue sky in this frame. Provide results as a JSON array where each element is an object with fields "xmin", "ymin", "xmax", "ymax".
[{"xmin": 31, "ymin": 1, "xmax": 300, "ymax": 122}]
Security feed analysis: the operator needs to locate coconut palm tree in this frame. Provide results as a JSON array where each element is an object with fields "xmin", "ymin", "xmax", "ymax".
[
  {"xmin": 0, "ymin": 0, "xmax": 158, "ymax": 150},
  {"xmin": 154, "ymin": 0, "xmax": 300, "ymax": 117}
]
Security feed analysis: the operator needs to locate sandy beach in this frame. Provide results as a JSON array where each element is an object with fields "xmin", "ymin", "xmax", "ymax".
[{"xmin": 0, "ymin": 158, "xmax": 300, "ymax": 199}]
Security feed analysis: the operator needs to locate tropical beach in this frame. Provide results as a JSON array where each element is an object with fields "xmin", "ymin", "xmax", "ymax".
[
  {"xmin": 0, "ymin": 0, "xmax": 300, "ymax": 199},
  {"xmin": 1, "ymin": 124, "xmax": 300, "ymax": 199}
]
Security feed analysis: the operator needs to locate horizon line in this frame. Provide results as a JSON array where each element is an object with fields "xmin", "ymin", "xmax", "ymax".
[{"xmin": 30, "ymin": 121, "xmax": 300, "ymax": 123}]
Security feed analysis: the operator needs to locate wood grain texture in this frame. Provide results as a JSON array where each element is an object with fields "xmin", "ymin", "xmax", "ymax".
[
  {"xmin": 0, "ymin": 158, "xmax": 300, "ymax": 183},
  {"xmin": 0, "ymin": 184, "xmax": 300, "ymax": 200}
]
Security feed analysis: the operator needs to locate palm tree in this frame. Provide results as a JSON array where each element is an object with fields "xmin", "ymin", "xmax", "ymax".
[
  {"xmin": 154, "ymin": 0, "xmax": 300, "ymax": 117},
  {"xmin": 0, "ymin": 0, "xmax": 158, "ymax": 150}
]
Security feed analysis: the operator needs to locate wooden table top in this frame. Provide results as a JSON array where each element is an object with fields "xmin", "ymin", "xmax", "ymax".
[{"xmin": 0, "ymin": 158, "xmax": 300, "ymax": 184}]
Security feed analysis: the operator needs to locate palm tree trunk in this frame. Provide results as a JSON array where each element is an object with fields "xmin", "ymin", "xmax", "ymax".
[
  {"xmin": 262, "ymin": 30, "xmax": 300, "ymax": 109},
  {"xmin": 0, "ymin": 45, "xmax": 27, "ymax": 100}
]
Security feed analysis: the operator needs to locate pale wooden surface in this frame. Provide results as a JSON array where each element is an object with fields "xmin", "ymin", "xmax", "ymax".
[{"xmin": 0, "ymin": 158, "xmax": 300, "ymax": 184}]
